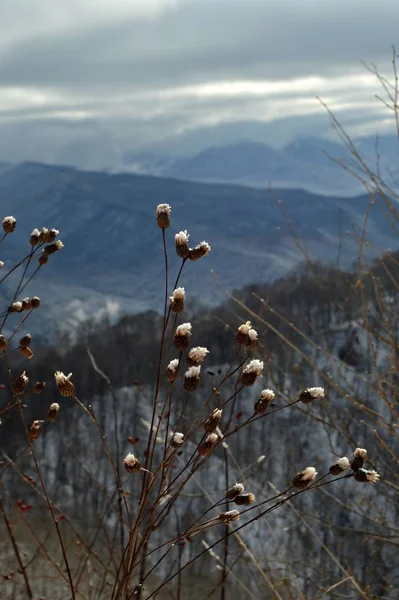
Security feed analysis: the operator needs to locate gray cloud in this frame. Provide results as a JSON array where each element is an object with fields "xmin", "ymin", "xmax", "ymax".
[{"xmin": 0, "ymin": 0, "xmax": 398, "ymax": 165}]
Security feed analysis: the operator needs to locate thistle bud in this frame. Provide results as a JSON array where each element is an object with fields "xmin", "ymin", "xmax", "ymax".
[
  {"xmin": 174, "ymin": 323, "xmax": 192, "ymax": 351},
  {"xmin": 203, "ymin": 408, "xmax": 222, "ymax": 432},
  {"xmin": 234, "ymin": 492, "xmax": 255, "ymax": 506},
  {"xmin": 123, "ymin": 452, "xmax": 142, "ymax": 473},
  {"xmin": 170, "ymin": 288, "xmax": 185, "ymax": 313},
  {"xmin": 254, "ymin": 389, "xmax": 275, "ymax": 413},
  {"xmin": 189, "ymin": 241, "xmax": 211, "ymax": 261},
  {"xmin": 226, "ymin": 483, "xmax": 245, "ymax": 500},
  {"xmin": 183, "ymin": 366, "xmax": 201, "ymax": 392},
  {"xmin": 329, "ymin": 457, "xmax": 350, "ymax": 476},
  {"xmin": 2, "ymin": 216, "xmax": 16, "ymax": 234},
  {"xmin": 11, "ymin": 371, "xmax": 29, "ymax": 395},
  {"xmin": 156, "ymin": 204, "xmax": 171, "ymax": 229},
  {"xmin": 22, "ymin": 298, "xmax": 33, "ymax": 310},
  {"xmin": 167, "ymin": 359, "xmax": 179, "ymax": 383},
  {"xmin": 354, "ymin": 468, "xmax": 380, "ymax": 483},
  {"xmin": 188, "ymin": 346, "xmax": 209, "ymax": 366},
  {"xmin": 0, "ymin": 335, "xmax": 8, "ymax": 351},
  {"xmin": 351, "ymin": 448, "xmax": 367, "ymax": 471},
  {"xmin": 30, "ymin": 228, "xmax": 41, "ymax": 245},
  {"xmin": 292, "ymin": 466, "xmax": 318, "ymax": 489},
  {"xmin": 219, "ymin": 510, "xmax": 240, "ymax": 523},
  {"xmin": 19, "ymin": 334, "xmax": 31, "ymax": 349},
  {"xmin": 198, "ymin": 432, "xmax": 218, "ymax": 456},
  {"xmin": 239, "ymin": 359, "xmax": 264, "ymax": 387},
  {"xmin": 54, "ymin": 371, "xmax": 75, "ymax": 397},
  {"xmin": 299, "ymin": 387, "xmax": 325, "ymax": 404},
  {"xmin": 21, "ymin": 347, "xmax": 33, "ymax": 360},
  {"xmin": 30, "ymin": 420, "xmax": 43, "ymax": 441},
  {"xmin": 31, "ymin": 297, "xmax": 41, "ymax": 309},
  {"xmin": 171, "ymin": 432, "xmax": 184, "ymax": 448},
  {"xmin": 47, "ymin": 403, "xmax": 60, "ymax": 421},
  {"xmin": 32, "ymin": 381, "xmax": 46, "ymax": 394},
  {"xmin": 175, "ymin": 230, "xmax": 190, "ymax": 259}
]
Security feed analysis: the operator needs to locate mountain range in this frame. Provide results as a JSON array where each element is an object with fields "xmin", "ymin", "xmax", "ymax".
[{"xmin": 0, "ymin": 161, "xmax": 396, "ymax": 335}]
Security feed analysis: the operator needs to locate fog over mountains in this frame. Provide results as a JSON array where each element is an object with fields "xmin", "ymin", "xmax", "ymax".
[{"xmin": 0, "ymin": 160, "xmax": 396, "ymax": 335}]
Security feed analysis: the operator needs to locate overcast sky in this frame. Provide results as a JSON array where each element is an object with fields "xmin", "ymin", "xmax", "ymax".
[{"xmin": 0, "ymin": 0, "xmax": 398, "ymax": 167}]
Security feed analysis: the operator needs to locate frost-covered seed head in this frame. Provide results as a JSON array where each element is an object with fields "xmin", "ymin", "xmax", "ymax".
[
  {"xmin": 48, "ymin": 403, "xmax": 60, "ymax": 421},
  {"xmin": 219, "ymin": 510, "xmax": 240, "ymax": 523},
  {"xmin": 9, "ymin": 301, "xmax": 23, "ymax": 313},
  {"xmin": 300, "ymin": 387, "xmax": 325, "ymax": 404},
  {"xmin": 2, "ymin": 216, "xmax": 16, "ymax": 234},
  {"xmin": 329, "ymin": 456, "xmax": 351, "ymax": 476},
  {"xmin": 183, "ymin": 365, "xmax": 201, "ymax": 392},
  {"xmin": 44, "ymin": 240, "xmax": 64, "ymax": 255},
  {"xmin": 226, "ymin": 483, "xmax": 245, "ymax": 500},
  {"xmin": 30, "ymin": 228, "xmax": 41, "ymax": 245},
  {"xmin": 234, "ymin": 492, "xmax": 255, "ymax": 506},
  {"xmin": 43, "ymin": 228, "xmax": 59, "ymax": 243},
  {"xmin": 236, "ymin": 321, "xmax": 258, "ymax": 349},
  {"xmin": 167, "ymin": 358, "xmax": 180, "ymax": 382},
  {"xmin": 175, "ymin": 230, "xmax": 190, "ymax": 258},
  {"xmin": 260, "ymin": 389, "xmax": 275, "ymax": 402},
  {"xmin": 292, "ymin": 466, "xmax": 318, "ymax": 489},
  {"xmin": 174, "ymin": 323, "xmax": 192, "ymax": 350},
  {"xmin": 351, "ymin": 448, "xmax": 367, "ymax": 470},
  {"xmin": 156, "ymin": 203, "xmax": 171, "ymax": 228},
  {"xmin": 239, "ymin": 359, "xmax": 264, "ymax": 387},
  {"xmin": 170, "ymin": 287, "xmax": 185, "ymax": 313},
  {"xmin": 188, "ymin": 346, "xmax": 209, "ymax": 366},
  {"xmin": 204, "ymin": 408, "xmax": 223, "ymax": 432},
  {"xmin": 354, "ymin": 468, "xmax": 380, "ymax": 483},
  {"xmin": 54, "ymin": 371, "xmax": 75, "ymax": 397},
  {"xmin": 171, "ymin": 432, "xmax": 184, "ymax": 448},
  {"xmin": 124, "ymin": 452, "xmax": 142, "ymax": 473},
  {"xmin": 189, "ymin": 241, "xmax": 211, "ymax": 261}
]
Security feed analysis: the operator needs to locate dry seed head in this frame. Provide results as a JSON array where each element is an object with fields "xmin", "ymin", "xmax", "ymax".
[
  {"xmin": 170, "ymin": 287, "xmax": 185, "ymax": 313},
  {"xmin": 48, "ymin": 403, "xmax": 60, "ymax": 421},
  {"xmin": 22, "ymin": 298, "xmax": 32, "ymax": 310},
  {"xmin": 32, "ymin": 381, "xmax": 46, "ymax": 394},
  {"xmin": 198, "ymin": 432, "xmax": 218, "ymax": 456},
  {"xmin": 203, "ymin": 408, "xmax": 223, "ymax": 433},
  {"xmin": 43, "ymin": 228, "xmax": 59, "ymax": 243},
  {"xmin": 255, "ymin": 388, "xmax": 275, "ymax": 413},
  {"xmin": 174, "ymin": 322, "xmax": 192, "ymax": 350},
  {"xmin": 0, "ymin": 335, "xmax": 8, "ymax": 351},
  {"xmin": 188, "ymin": 346, "xmax": 209, "ymax": 366},
  {"xmin": 30, "ymin": 228, "xmax": 41, "ymax": 245},
  {"xmin": 351, "ymin": 448, "xmax": 367, "ymax": 470},
  {"xmin": 11, "ymin": 371, "xmax": 29, "ymax": 395},
  {"xmin": 188, "ymin": 241, "xmax": 211, "ymax": 261},
  {"xmin": 54, "ymin": 371, "xmax": 75, "ymax": 397},
  {"xmin": 0, "ymin": 261, "xmax": 4, "ymax": 269},
  {"xmin": 354, "ymin": 468, "xmax": 380, "ymax": 483},
  {"xmin": 20, "ymin": 334, "xmax": 32, "ymax": 348},
  {"xmin": 156, "ymin": 203, "xmax": 171, "ymax": 228},
  {"xmin": 2, "ymin": 216, "xmax": 16, "ymax": 234},
  {"xmin": 329, "ymin": 456, "xmax": 350, "ymax": 476},
  {"xmin": 175, "ymin": 230, "xmax": 190, "ymax": 259},
  {"xmin": 219, "ymin": 510, "xmax": 240, "ymax": 524},
  {"xmin": 124, "ymin": 452, "xmax": 142, "ymax": 473},
  {"xmin": 39, "ymin": 252, "xmax": 49, "ymax": 265},
  {"xmin": 183, "ymin": 365, "xmax": 201, "ymax": 392},
  {"xmin": 21, "ymin": 347, "xmax": 33, "ymax": 360},
  {"xmin": 299, "ymin": 387, "xmax": 325, "ymax": 404},
  {"xmin": 167, "ymin": 358, "xmax": 180, "ymax": 382},
  {"xmin": 30, "ymin": 420, "xmax": 43, "ymax": 441},
  {"xmin": 171, "ymin": 432, "xmax": 184, "ymax": 448},
  {"xmin": 9, "ymin": 301, "xmax": 23, "ymax": 313},
  {"xmin": 226, "ymin": 483, "xmax": 245, "ymax": 500},
  {"xmin": 239, "ymin": 359, "xmax": 264, "ymax": 386},
  {"xmin": 234, "ymin": 492, "xmax": 255, "ymax": 506},
  {"xmin": 292, "ymin": 466, "xmax": 318, "ymax": 489},
  {"xmin": 31, "ymin": 296, "xmax": 41, "ymax": 309},
  {"xmin": 44, "ymin": 240, "xmax": 64, "ymax": 254},
  {"xmin": 236, "ymin": 321, "xmax": 258, "ymax": 349},
  {"xmin": 38, "ymin": 227, "xmax": 49, "ymax": 243}
]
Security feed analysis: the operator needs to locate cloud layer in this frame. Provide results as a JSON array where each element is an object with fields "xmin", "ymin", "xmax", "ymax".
[{"xmin": 0, "ymin": 0, "xmax": 398, "ymax": 166}]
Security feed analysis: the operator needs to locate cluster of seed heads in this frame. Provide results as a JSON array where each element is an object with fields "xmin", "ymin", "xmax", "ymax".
[
  {"xmin": 9, "ymin": 297, "xmax": 40, "ymax": 313},
  {"xmin": 329, "ymin": 448, "xmax": 380, "ymax": 483}
]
